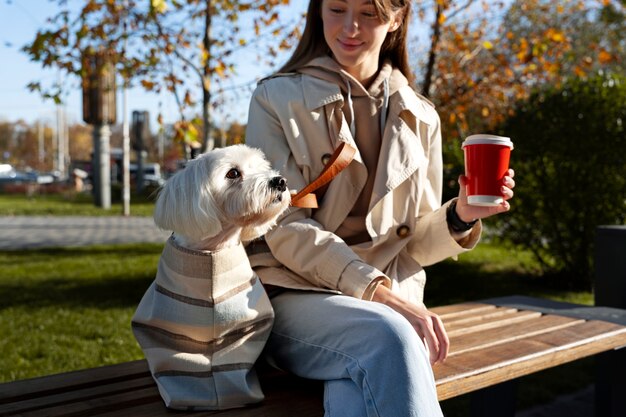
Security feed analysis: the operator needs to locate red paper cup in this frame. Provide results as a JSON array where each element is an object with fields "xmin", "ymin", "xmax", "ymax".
[{"xmin": 462, "ymin": 134, "xmax": 513, "ymax": 206}]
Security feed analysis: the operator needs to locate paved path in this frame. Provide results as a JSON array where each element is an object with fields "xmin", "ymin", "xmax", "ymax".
[
  {"xmin": 0, "ymin": 215, "xmax": 170, "ymax": 249},
  {"xmin": 0, "ymin": 215, "xmax": 595, "ymax": 416}
]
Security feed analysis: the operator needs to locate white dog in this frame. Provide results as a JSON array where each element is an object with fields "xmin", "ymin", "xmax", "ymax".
[{"xmin": 132, "ymin": 144, "xmax": 290, "ymax": 411}]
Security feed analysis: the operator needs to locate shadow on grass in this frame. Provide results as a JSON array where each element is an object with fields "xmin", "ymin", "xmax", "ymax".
[
  {"xmin": 0, "ymin": 244, "xmax": 162, "ymax": 309},
  {"xmin": 0, "ymin": 275, "xmax": 155, "ymax": 310},
  {"xmin": 424, "ymin": 259, "xmax": 544, "ymax": 307}
]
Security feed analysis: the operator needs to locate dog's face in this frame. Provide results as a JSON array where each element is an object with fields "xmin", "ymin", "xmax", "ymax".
[{"xmin": 154, "ymin": 144, "xmax": 290, "ymax": 247}]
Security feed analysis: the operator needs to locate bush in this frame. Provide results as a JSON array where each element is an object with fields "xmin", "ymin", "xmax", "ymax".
[{"xmin": 497, "ymin": 73, "xmax": 626, "ymax": 289}]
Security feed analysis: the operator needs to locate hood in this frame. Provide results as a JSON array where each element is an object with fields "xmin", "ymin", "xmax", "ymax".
[
  {"xmin": 297, "ymin": 56, "xmax": 408, "ymax": 137},
  {"xmin": 297, "ymin": 56, "xmax": 408, "ymax": 98}
]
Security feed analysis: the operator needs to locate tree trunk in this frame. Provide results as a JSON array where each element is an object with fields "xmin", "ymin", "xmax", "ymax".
[
  {"xmin": 202, "ymin": 0, "xmax": 214, "ymax": 153},
  {"xmin": 421, "ymin": 3, "xmax": 443, "ymax": 98}
]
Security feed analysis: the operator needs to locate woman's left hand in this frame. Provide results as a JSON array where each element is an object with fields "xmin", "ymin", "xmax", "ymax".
[{"xmin": 455, "ymin": 169, "xmax": 515, "ymax": 223}]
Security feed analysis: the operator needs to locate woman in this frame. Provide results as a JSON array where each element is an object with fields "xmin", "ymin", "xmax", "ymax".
[{"xmin": 245, "ymin": 0, "xmax": 515, "ymax": 415}]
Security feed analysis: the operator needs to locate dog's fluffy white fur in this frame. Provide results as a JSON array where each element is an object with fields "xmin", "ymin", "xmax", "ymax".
[{"xmin": 154, "ymin": 144, "xmax": 290, "ymax": 250}]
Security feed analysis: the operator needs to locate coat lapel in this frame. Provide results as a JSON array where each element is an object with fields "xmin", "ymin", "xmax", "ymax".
[
  {"xmin": 301, "ymin": 76, "xmax": 368, "ymax": 232},
  {"xmin": 368, "ymin": 86, "xmax": 434, "ymax": 212}
]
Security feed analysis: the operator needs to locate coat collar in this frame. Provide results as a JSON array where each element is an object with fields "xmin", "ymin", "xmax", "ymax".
[
  {"xmin": 302, "ymin": 76, "xmax": 344, "ymax": 111},
  {"xmin": 302, "ymin": 75, "xmax": 437, "ymax": 127}
]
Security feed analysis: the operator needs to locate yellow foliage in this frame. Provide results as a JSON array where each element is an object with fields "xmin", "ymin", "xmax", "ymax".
[
  {"xmin": 598, "ymin": 49, "xmax": 613, "ymax": 64},
  {"xmin": 215, "ymin": 61, "xmax": 226, "ymax": 77},
  {"xmin": 150, "ymin": 0, "xmax": 167, "ymax": 14},
  {"xmin": 546, "ymin": 29, "xmax": 565, "ymax": 43}
]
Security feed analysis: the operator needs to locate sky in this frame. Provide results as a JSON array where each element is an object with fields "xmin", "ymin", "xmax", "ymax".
[{"xmin": 0, "ymin": 0, "xmax": 307, "ymax": 129}]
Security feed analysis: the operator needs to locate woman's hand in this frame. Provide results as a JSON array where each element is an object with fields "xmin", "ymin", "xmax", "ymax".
[
  {"xmin": 455, "ymin": 169, "xmax": 516, "ymax": 223},
  {"xmin": 372, "ymin": 285, "xmax": 449, "ymax": 365}
]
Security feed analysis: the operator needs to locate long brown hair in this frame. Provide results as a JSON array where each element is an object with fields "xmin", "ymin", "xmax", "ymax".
[{"xmin": 278, "ymin": 0, "xmax": 413, "ymax": 84}]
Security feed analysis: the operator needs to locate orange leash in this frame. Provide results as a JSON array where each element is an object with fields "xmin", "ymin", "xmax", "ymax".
[{"xmin": 290, "ymin": 142, "xmax": 356, "ymax": 208}]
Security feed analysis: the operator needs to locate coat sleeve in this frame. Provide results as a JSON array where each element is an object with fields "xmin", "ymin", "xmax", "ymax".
[
  {"xmin": 406, "ymin": 109, "xmax": 481, "ymax": 266},
  {"xmin": 246, "ymin": 81, "xmax": 391, "ymax": 300}
]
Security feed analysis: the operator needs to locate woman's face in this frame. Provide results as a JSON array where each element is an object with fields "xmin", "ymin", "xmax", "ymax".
[{"xmin": 321, "ymin": 0, "xmax": 401, "ymax": 85}]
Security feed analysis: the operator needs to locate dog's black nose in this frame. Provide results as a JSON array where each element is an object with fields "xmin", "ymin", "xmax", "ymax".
[{"xmin": 270, "ymin": 176, "xmax": 287, "ymax": 192}]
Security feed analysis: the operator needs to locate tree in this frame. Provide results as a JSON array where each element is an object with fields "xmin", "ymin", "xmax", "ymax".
[
  {"xmin": 411, "ymin": 0, "xmax": 625, "ymax": 200},
  {"xmin": 413, "ymin": 0, "xmax": 625, "ymax": 134},
  {"xmin": 24, "ymin": 0, "xmax": 301, "ymax": 154},
  {"xmin": 496, "ymin": 73, "xmax": 626, "ymax": 289}
]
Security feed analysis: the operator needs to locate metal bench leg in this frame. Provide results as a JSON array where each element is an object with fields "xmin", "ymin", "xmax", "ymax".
[
  {"xmin": 595, "ymin": 226, "xmax": 626, "ymax": 417},
  {"xmin": 596, "ymin": 348, "xmax": 626, "ymax": 417},
  {"xmin": 470, "ymin": 380, "xmax": 517, "ymax": 417}
]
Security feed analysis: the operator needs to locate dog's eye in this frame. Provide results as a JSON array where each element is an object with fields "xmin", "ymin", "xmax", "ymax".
[{"xmin": 225, "ymin": 168, "xmax": 241, "ymax": 179}]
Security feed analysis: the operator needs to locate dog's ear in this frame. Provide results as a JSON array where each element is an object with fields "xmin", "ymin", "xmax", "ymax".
[{"xmin": 153, "ymin": 158, "xmax": 223, "ymax": 240}]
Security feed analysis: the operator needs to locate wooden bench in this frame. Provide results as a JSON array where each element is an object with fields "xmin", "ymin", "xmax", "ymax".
[{"xmin": 2, "ymin": 295, "xmax": 625, "ymax": 417}]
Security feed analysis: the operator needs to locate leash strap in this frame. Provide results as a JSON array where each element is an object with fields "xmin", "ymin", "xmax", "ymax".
[{"xmin": 290, "ymin": 142, "xmax": 356, "ymax": 208}]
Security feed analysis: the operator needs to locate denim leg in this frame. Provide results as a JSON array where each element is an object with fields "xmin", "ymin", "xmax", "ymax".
[
  {"xmin": 265, "ymin": 291, "xmax": 443, "ymax": 417},
  {"xmin": 324, "ymin": 379, "xmax": 367, "ymax": 417}
]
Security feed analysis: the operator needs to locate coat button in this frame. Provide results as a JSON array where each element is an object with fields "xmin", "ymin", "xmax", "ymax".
[
  {"xmin": 396, "ymin": 225, "xmax": 410, "ymax": 237},
  {"xmin": 321, "ymin": 153, "xmax": 332, "ymax": 165}
]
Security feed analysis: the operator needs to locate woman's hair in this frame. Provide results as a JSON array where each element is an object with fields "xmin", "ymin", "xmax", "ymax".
[{"xmin": 278, "ymin": 0, "xmax": 413, "ymax": 83}]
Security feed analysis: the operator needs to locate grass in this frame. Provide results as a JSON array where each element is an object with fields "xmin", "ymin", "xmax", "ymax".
[
  {"xmin": 0, "ymin": 192, "xmax": 156, "ymax": 216},
  {"xmin": 0, "ymin": 243, "xmax": 163, "ymax": 382},
  {"xmin": 424, "ymin": 242, "xmax": 593, "ymax": 307}
]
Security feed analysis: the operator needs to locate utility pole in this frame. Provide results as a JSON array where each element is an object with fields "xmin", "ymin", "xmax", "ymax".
[
  {"xmin": 82, "ymin": 48, "xmax": 116, "ymax": 209},
  {"xmin": 56, "ymin": 74, "xmax": 68, "ymax": 177},
  {"xmin": 121, "ymin": 0, "xmax": 131, "ymax": 216},
  {"xmin": 158, "ymin": 101, "xmax": 164, "ymax": 164},
  {"xmin": 38, "ymin": 121, "xmax": 45, "ymax": 165}
]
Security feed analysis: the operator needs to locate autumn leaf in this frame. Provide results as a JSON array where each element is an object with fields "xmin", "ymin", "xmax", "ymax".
[
  {"xmin": 183, "ymin": 91, "xmax": 195, "ymax": 106},
  {"xmin": 598, "ymin": 49, "xmax": 613, "ymax": 64},
  {"xmin": 546, "ymin": 29, "xmax": 565, "ymax": 43},
  {"xmin": 214, "ymin": 61, "xmax": 226, "ymax": 77},
  {"xmin": 150, "ymin": 0, "xmax": 167, "ymax": 15},
  {"xmin": 141, "ymin": 79, "xmax": 155, "ymax": 90}
]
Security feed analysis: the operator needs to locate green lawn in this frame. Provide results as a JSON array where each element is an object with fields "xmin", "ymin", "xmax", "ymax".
[
  {"xmin": 0, "ymin": 243, "xmax": 163, "ymax": 382},
  {"xmin": 0, "ymin": 193, "xmax": 156, "ymax": 216}
]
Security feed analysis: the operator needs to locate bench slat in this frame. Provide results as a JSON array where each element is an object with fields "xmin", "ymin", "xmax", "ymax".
[
  {"xmin": 430, "ymin": 303, "xmax": 496, "ymax": 318},
  {"xmin": 96, "ymin": 371, "xmax": 323, "ymax": 417},
  {"xmin": 443, "ymin": 306, "xmax": 519, "ymax": 325},
  {"xmin": 446, "ymin": 310, "xmax": 542, "ymax": 336},
  {"xmin": 435, "ymin": 319, "xmax": 626, "ymax": 400},
  {"xmin": 448, "ymin": 314, "xmax": 583, "ymax": 356},
  {"xmin": 0, "ymin": 360, "xmax": 150, "ymax": 404},
  {"xmin": 15, "ymin": 387, "xmax": 162, "ymax": 417},
  {"xmin": 1, "ymin": 376, "xmax": 156, "ymax": 416}
]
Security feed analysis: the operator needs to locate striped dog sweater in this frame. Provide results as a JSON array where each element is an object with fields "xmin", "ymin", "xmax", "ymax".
[{"xmin": 132, "ymin": 237, "xmax": 274, "ymax": 410}]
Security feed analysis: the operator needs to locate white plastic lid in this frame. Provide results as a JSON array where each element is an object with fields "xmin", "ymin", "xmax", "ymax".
[{"xmin": 462, "ymin": 134, "xmax": 513, "ymax": 149}]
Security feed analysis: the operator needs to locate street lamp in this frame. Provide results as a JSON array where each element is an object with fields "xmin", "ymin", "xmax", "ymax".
[{"xmin": 81, "ymin": 48, "xmax": 117, "ymax": 209}]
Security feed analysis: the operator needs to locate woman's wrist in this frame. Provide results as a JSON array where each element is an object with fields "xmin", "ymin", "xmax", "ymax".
[{"xmin": 446, "ymin": 200, "xmax": 477, "ymax": 232}]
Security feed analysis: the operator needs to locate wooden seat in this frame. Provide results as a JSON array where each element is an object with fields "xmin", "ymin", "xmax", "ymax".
[{"xmin": 2, "ymin": 296, "xmax": 625, "ymax": 416}]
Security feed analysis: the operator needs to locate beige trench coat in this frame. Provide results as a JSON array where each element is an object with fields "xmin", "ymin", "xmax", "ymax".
[{"xmin": 245, "ymin": 73, "xmax": 481, "ymax": 306}]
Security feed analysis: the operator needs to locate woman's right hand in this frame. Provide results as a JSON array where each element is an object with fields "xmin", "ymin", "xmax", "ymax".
[{"xmin": 372, "ymin": 285, "xmax": 449, "ymax": 365}]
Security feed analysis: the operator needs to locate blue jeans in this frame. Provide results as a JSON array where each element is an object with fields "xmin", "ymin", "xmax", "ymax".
[{"xmin": 264, "ymin": 291, "xmax": 444, "ymax": 417}]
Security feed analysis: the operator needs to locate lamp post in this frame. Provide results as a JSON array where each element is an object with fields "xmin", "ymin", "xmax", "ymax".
[{"xmin": 82, "ymin": 49, "xmax": 117, "ymax": 209}]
